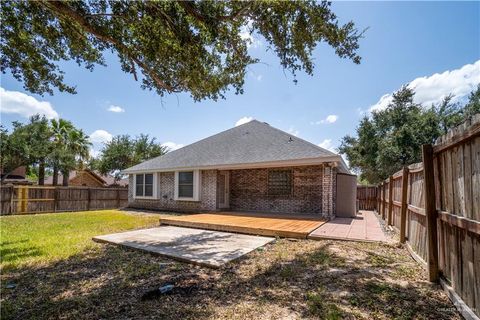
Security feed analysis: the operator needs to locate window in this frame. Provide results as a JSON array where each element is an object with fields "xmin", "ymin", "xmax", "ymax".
[
  {"xmin": 178, "ymin": 171, "xmax": 194, "ymax": 198},
  {"xmin": 174, "ymin": 170, "xmax": 200, "ymax": 201},
  {"xmin": 135, "ymin": 174, "xmax": 143, "ymax": 196},
  {"xmin": 268, "ymin": 170, "xmax": 292, "ymax": 196},
  {"xmin": 135, "ymin": 173, "xmax": 154, "ymax": 197}
]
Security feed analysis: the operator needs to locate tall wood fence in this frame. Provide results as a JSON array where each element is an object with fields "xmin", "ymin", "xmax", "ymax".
[
  {"xmin": 0, "ymin": 185, "xmax": 128, "ymax": 215},
  {"xmin": 356, "ymin": 185, "xmax": 377, "ymax": 210},
  {"xmin": 376, "ymin": 114, "xmax": 480, "ymax": 319}
]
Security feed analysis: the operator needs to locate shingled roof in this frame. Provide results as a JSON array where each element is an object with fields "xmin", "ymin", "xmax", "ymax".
[{"xmin": 123, "ymin": 120, "xmax": 349, "ymax": 173}]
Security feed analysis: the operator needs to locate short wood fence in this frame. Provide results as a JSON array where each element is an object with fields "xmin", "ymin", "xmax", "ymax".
[
  {"xmin": 376, "ymin": 114, "xmax": 479, "ymax": 319},
  {"xmin": 0, "ymin": 185, "xmax": 128, "ymax": 215},
  {"xmin": 356, "ymin": 185, "xmax": 377, "ymax": 210}
]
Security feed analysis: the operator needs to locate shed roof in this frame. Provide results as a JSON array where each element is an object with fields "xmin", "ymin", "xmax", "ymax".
[{"xmin": 123, "ymin": 120, "xmax": 349, "ymax": 173}]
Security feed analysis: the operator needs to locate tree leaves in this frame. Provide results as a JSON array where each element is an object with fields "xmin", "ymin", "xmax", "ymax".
[
  {"xmin": 0, "ymin": 115, "xmax": 91, "ymax": 183},
  {"xmin": 1, "ymin": 0, "xmax": 362, "ymax": 100},
  {"xmin": 339, "ymin": 86, "xmax": 479, "ymax": 184},
  {"xmin": 96, "ymin": 134, "xmax": 167, "ymax": 182}
]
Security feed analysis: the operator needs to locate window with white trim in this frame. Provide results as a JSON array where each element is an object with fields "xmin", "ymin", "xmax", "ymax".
[
  {"xmin": 174, "ymin": 170, "xmax": 200, "ymax": 201},
  {"xmin": 178, "ymin": 171, "xmax": 194, "ymax": 198},
  {"xmin": 135, "ymin": 173, "xmax": 154, "ymax": 197}
]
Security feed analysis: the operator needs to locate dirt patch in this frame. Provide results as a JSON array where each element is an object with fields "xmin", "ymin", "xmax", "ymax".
[{"xmin": 1, "ymin": 239, "xmax": 458, "ymax": 320}]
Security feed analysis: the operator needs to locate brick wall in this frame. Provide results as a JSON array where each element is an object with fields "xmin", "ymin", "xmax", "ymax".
[
  {"xmin": 128, "ymin": 170, "xmax": 217, "ymax": 212},
  {"xmin": 127, "ymin": 165, "xmax": 337, "ymax": 218},
  {"xmin": 229, "ymin": 165, "xmax": 336, "ymax": 218},
  {"xmin": 321, "ymin": 166, "xmax": 337, "ymax": 215}
]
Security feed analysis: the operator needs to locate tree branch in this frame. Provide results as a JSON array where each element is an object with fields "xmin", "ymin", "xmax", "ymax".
[
  {"xmin": 221, "ymin": 3, "xmax": 252, "ymax": 21},
  {"xmin": 178, "ymin": 1, "xmax": 252, "ymax": 22},
  {"xmin": 85, "ymin": 13, "xmax": 120, "ymax": 17},
  {"xmin": 177, "ymin": 1, "xmax": 206, "ymax": 23},
  {"xmin": 40, "ymin": 1, "xmax": 178, "ymax": 93},
  {"xmin": 130, "ymin": 60, "xmax": 138, "ymax": 81}
]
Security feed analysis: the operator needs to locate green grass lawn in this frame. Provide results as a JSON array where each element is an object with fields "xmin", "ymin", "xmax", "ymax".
[
  {"xmin": 0, "ymin": 210, "xmax": 161, "ymax": 271},
  {"xmin": 0, "ymin": 210, "xmax": 459, "ymax": 319}
]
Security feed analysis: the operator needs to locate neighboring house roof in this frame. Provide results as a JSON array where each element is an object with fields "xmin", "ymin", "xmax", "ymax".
[
  {"xmin": 1, "ymin": 166, "xmax": 32, "ymax": 185},
  {"xmin": 44, "ymin": 169, "xmax": 128, "ymax": 187},
  {"xmin": 124, "ymin": 120, "xmax": 349, "ymax": 174},
  {"xmin": 101, "ymin": 174, "xmax": 129, "ymax": 187},
  {"xmin": 44, "ymin": 171, "xmax": 82, "ymax": 185},
  {"xmin": 0, "ymin": 166, "xmax": 26, "ymax": 178}
]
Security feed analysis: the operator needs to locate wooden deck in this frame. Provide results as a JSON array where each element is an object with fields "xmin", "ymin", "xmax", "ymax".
[{"xmin": 160, "ymin": 212, "xmax": 327, "ymax": 239}]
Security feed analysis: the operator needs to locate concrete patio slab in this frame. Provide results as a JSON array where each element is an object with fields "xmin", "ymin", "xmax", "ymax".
[
  {"xmin": 93, "ymin": 226, "xmax": 274, "ymax": 268},
  {"xmin": 308, "ymin": 210, "xmax": 388, "ymax": 242}
]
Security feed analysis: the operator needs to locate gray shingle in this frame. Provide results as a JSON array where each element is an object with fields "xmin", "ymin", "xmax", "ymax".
[{"xmin": 123, "ymin": 120, "xmax": 343, "ymax": 173}]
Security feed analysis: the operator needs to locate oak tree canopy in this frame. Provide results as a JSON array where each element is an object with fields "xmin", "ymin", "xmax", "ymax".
[{"xmin": 1, "ymin": 0, "xmax": 362, "ymax": 100}]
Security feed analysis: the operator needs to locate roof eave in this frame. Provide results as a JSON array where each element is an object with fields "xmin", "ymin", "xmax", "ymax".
[
  {"xmin": 336, "ymin": 156, "xmax": 351, "ymax": 174},
  {"xmin": 122, "ymin": 155, "xmax": 347, "ymax": 174}
]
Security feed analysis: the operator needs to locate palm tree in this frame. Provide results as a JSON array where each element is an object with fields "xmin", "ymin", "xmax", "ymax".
[
  {"xmin": 50, "ymin": 118, "xmax": 74, "ymax": 185},
  {"xmin": 67, "ymin": 129, "xmax": 91, "ymax": 168},
  {"xmin": 59, "ymin": 128, "xmax": 91, "ymax": 186}
]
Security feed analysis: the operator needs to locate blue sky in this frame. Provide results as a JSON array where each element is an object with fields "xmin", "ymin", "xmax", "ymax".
[{"xmin": 1, "ymin": 1, "xmax": 479, "ymax": 157}]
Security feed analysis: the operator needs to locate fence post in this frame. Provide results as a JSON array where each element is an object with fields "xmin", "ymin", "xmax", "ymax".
[
  {"xmin": 17, "ymin": 186, "xmax": 28, "ymax": 214},
  {"xmin": 382, "ymin": 182, "xmax": 386, "ymax": 220},
  {"xmin": 87, "ymin": 188, "xmax": 91, "ymax": 211},
  {"xmin": 376, "ymin": 186, "xmax": 379, "ymax": 213},
  {"xmin": 422, "ymin": 144, "xmax": 439, "ymax": 282},
  {"xmin": 116, "ymin": 188, "xmax": 120, "ymax": 208},
  {"xmin": 9, "ymin": 185, "xmax": 14, "ymax": 215},
  {"xmin": 400, "ymin": 166, "xmax": 409, "ymax": 243},
  {"xmin": 379, "ymin": 185, "xmax": 382, "ymax": 213},
  {"xmin": 378, "ymin": 184, "xmax": 382, "ymax": 216},
  {"xmin": 379, "ymin": 184, "xmax": 383, "ymax": 218},
  {"xmin": 53, "ymin": 187, "xmax": 58, "ymax": 213},
  {"xmin": 388, "ymin": 176, "xmax": 393, "ymax": 225}
]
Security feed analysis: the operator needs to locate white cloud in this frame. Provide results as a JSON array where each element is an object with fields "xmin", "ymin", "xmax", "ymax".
[
  {"xmin": 0, "ymin": 87, "xmax": 59, "ymax": 119},
  {"xmin": 107, "ymin": 105, "xmax": 125, "ymax": 113},
  {"xmin": 311, "ymin": 115, "xmax": 339, "ymax": 125},
  {"xmin": 89, "ymin": 129, "xmax": 113, "ymax": 143},
  {"xmin": 248, "ymin": 71, "xmax": 263, "ymax": 82},
  {"xmin": 239, "ymin": 20, "xmax": 262, "ymax": 49},
  {"xmin": 369, "ymin": 94, "xmax": 394, "ymax": 113},
  {"xmin": 369, "ymin": 60, "xmax": 480, "ymax": 112},
  {"xmin": 89, "ymin": 130, "xmax": 113, "ymax": 158},
  {"xmin": 318, "ymin": 139, "xmax": 336, "ymax": 152},
  {"xmin": 357, "ymin": 107, "xmax": 367, "ymax": 116},
  {"xmin": 89, "ymin": 147, "xmax": 101, "ymax": 158},
  {"xmin": 163, "ymin": 141, "xmax": 184, "ymax": 151},
  {"xmin": 235, "ymin": 116, "xmax": 254, "ymax": 126},
  {"xmin": 287, "ymin": 127, "xmax": 299, "ymax": 137}
]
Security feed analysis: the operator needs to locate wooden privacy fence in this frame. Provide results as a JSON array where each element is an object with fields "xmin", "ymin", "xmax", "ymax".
[
  {"xmin": 0, "ymin": 185, "xmax": 128, "ymax": 215},
  {"xmin": 376, "ymin": 114, "xmax": 480, "ymax": 319},
  {"xmin": 356, "ymin": 185, "xmax": 377, "ymax": 210}
]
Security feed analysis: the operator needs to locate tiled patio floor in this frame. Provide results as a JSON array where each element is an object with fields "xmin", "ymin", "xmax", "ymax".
[{"xmin": 308, "ymin": 210, "xmax": 388, "ymax": 242}]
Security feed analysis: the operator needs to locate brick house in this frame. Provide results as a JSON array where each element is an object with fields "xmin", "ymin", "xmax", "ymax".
[
  {"xmin": 44, "ymin": 169, "xmax": 128, "ymax": 187},
  {"xmin": 123, "ymin": 120, "xmax": 356, "ymax": 219}
]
